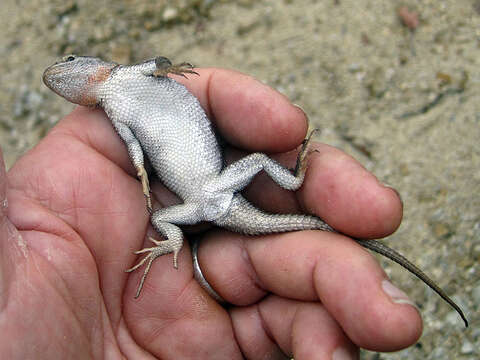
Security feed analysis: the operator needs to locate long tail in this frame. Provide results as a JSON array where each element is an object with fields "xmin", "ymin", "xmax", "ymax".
[
  {"xmin": 215, "ymin": 194, "xmax": 468, "ymax": 327},
  {"xmin": 356, "ymin": 239, "xmax": 468, "ymax": 327},
  {"xmin": 214, "ymin": 194, "xmax": 334, "ymax": 234}
]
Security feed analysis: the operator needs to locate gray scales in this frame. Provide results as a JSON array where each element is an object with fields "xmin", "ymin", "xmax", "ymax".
[{"xmin": 42, "ymin": 55, "xmax": 468, "ymax": 327}]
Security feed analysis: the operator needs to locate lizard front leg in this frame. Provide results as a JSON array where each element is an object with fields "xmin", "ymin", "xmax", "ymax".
[
  {"xmin": 113, "ymin": 122, "xmax": 153, "ymax": 213},
  {"xmin": 152, "ymin": 56, "xmax": 199, "ymax": 78}
]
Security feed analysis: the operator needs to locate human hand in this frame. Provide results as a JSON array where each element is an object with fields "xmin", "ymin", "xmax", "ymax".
[{"xmin": 1, "ymin": 68, "xmax": 420, "ymax": 359}]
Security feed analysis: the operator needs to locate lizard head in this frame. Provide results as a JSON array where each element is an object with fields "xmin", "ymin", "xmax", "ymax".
[{"xmin": 43, "ymin": 55, "xmax": 117, "ymax": 106}]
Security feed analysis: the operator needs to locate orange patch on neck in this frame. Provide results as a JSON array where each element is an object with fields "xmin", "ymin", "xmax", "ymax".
[
  {"xmin": 88, "ymin": 65, "xmax": 112, "ymax": 84},
  {"xmin": 81, "ymin": 66, "xmax": 113, "ymax": 105}
]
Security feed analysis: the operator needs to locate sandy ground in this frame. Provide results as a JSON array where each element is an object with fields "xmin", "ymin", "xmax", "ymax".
[{"xmin": 1, "ymin": 0, "xmax": 479, "ymax": 358}]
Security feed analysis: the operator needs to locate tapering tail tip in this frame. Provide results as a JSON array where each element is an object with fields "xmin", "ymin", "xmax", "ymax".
[{"xmin": 356, "ymin": 239, "xmax": 469, "ymax": 328}]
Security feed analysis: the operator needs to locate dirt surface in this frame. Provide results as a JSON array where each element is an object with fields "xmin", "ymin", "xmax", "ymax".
[{"xmin": 1, "ymin": 0, "xmax": 478, "ymax": 358}]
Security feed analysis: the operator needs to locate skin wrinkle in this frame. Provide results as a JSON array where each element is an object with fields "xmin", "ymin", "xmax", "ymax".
[
  {"xmin": 175, "ymin": 277, "xmax": 210, "ymax": 322},
  {"xmin": 203, "ymin": 68, "xmax": 216, "ymax": 120},
  {"xmin": 14, "ymin": 232, "xmax": 94, "ymax": 347},
  {"xmin": 273, "ymin": 233, "xmax": 325, "ymax": 301},
  {"xmin": 308, "ymin": 249, "xmax": 325, "ymax": 305},
  {"xmin": 0, "ymin": 224, "xmax": 25, "ymax": 310},
  {"xmin": 291, "ymin": 305, "xmax": 308, "ymax": 357},
  {"xmin": 203, "ymin": 232, "xmax": 267, "ymax": 305},
  {"xmin": 227, "ymin": 311, "xmax": 244, "ymax": 359},
  {"xmin": 231, "ymin": 306, "xmax": 284, "ymax": 360},
  {"xmin": 40, "ymin": 259, "xmax": 88, "ymax": 334},
  {"xmin": 312, "ymin": 241, "xmax": 347, "ymax": 318},
  {"xmin": 7, "ymin": 191, "xmax": 81, "ymax": 245},
  {"xmin": 291, "ymin": 305, "xmax": 307, "ymax": 358},
  {"xmin": 239, "ymin": 238, "xmax": 267, "ymax": 301},
  {"xmin": 257, "ymin": 301, "xmax": 287, "ymax": 357},
  {"xmin": 114, "ymin": 317, "xmax": 148, "ymax": 360}
]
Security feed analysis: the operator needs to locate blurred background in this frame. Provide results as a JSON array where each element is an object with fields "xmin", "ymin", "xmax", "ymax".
[{"xmin": 1, "ymin": 1, "xmax": 478, "ymax": 358}]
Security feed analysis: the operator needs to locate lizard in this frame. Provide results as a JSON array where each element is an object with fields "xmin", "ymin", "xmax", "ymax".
[{"xmin": 42, "ymin": 55, "xmax": 468, "ymax": 327}]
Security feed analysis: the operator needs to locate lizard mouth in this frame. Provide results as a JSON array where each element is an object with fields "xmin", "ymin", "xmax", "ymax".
[
  {"xmin": 42, "ymin": 61, "xmax": 74, "ymax": 91},
  {"xmin": 42, "ymin": 65, "xmax": 63, "ymax": 94}
]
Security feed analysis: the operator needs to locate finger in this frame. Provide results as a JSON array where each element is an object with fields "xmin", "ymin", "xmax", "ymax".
[
  {"xmin": 230, "ymin": 296, "xmax": 358, "ymax": 360},
  {"xmin": 50, "ymin": 106, "xmax": 137, "ymax": 177},
  {"xmin": 174, "ymin": 69, "xmax": 308, "ymax": 152},
  {"xmin": 199, "ymin": 230, "xmax": 422, "ymax": 352},
  {"xmin": 239, "ymin": 143, "xmax": 403, "ymax": 239},
  {"xmin": 298, "ymin": 144, "xmax": 403, "ymax": 238}
]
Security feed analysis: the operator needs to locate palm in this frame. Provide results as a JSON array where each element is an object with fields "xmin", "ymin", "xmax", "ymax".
[{"xmin": 1, "ymin": 69, "xmax": 421, "ymax": 359}]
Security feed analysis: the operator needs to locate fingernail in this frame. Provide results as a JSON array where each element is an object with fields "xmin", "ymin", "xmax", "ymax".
[
  {"xmin": 332, "ymin": 347, "xmax": 357, "ymax": 360},
  {"xmin": 382, "ymin": 279, "xmax": 417, "ymax": 308}
]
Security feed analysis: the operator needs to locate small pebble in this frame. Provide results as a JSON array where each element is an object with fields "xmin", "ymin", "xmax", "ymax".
[
  {"xmin": 460, "ymin": 340, "xmax": 474, "ymax": 355},
  {"xmin": 163, "ymin": 7, "xmax": 179, "ymax": 22},
  {"xmin": 398, "ymin": 6, "xmax": 419, "ymax": 30}
]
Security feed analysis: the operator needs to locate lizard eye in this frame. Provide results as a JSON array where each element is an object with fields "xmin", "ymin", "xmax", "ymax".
[{"xmin": 63, "ymin": 55, "xmax": 76, "ymax": 62}]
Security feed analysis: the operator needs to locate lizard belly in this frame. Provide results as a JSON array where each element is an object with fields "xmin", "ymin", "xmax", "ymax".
[
  {"xmin": 134, "ymin": 115, "xmax": 222, "ymax": 199},
  {"xmin": 199, "ymin": 191, "xmax": 234, "ymax": 221}
]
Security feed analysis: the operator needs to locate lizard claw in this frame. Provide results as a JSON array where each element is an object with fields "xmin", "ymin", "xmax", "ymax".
[
  {"xmin": 126, "ymin": 236, "xmax": 181, "ymax": 298},
  {"xmin": 136, "ymin": 165, "xmax": 153, "ymax": 213},
  {"xmin": 295, "ymin": 128, "xmax": 321, "ymax": 176},
  {"xmin": 126, "ymin": 249, "xmax": 157, "ymax": 299}
]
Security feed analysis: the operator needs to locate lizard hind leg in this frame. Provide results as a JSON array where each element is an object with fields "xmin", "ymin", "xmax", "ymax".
[
  {"xmin": 125, "ymin": 233, "xmax": 183, "ymax": 298},
  {"xmin": 126, "ymin": 203, "xmax": 201, "ymax": 298},
  {"xmin": 125, "ymin": 222, "xmax": 184, "ymax": 298},
  {"xmin": 213, "ymin": 131, "xmax": 322, "ymax": 195},
  {"xmin": 153, "ymin": 56, "xmax": 199, "ymax": 78}
]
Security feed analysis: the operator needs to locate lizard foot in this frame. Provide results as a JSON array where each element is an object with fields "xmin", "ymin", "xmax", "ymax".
[
  {"xmin": 126, "ymin": 236, "xmax": 181, "ymax": 298},
  {"xmin": 294, "ymin": 128, "xmax": 320, "ymax": 176},
  {"xmin": 136, "ymin": 164, "xmax": 152, "ymax": 214},
  {"xmin": 153, "ymin": 56, "xmax": 199, "ymax": 78}
]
